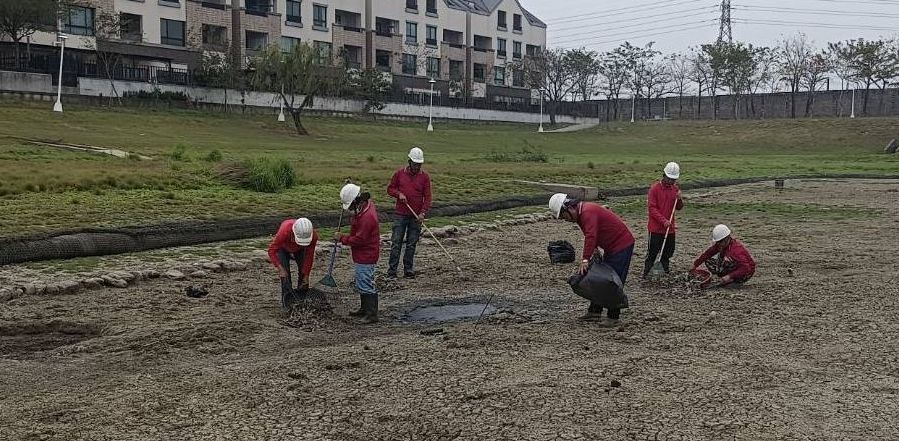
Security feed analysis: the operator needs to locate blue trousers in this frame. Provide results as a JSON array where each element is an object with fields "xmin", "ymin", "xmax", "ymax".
[
  {"xmin": 388, "ymin": 214, "xmax": 422, "ymax": 276},
  {"xmin": 354, "ymin": 263, "xmax": 378, "ymax": 297},
  {"xmin": 277, "ymin": 248, "xmax": 305, "ymax": 296}
]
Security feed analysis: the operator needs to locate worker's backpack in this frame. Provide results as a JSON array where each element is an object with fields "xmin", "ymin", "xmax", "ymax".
[{"xmin": 547, "ymin": 240, "xmax": 576, "ymax": 264}]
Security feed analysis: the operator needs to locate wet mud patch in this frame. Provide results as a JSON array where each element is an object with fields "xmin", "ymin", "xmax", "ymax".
[
  {"xmin": 403, "ymin": 301, "xmax": 497, "ymax": 323},
  {"xmin": 0, "ymin": 320, "xmax": 101, "ymax": 358}
]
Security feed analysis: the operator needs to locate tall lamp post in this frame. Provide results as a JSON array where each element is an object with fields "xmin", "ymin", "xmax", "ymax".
[
  {"xmin": 53, "ymin": 34, "xmax": 68, "ymax": 113},
  {"xmin": 427, "ymin": 77, "xmax": 436, "ymax": 132},
  {"xmin": 538, "ymin": 88, "xmax": 544, "ymax": 133},
  {"xmin": 850, "ymin": 83, "xmax": 856, "ymax": 119}
]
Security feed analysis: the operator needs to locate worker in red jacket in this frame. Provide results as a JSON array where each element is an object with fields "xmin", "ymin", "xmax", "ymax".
[
  {"xmin": 267, "ymin": 217, "xmax": 318, "ymax": 309},
  {"xmin": 691, "ymin": 224, "xmax": 756, "ymax": 286},
  {"xmin": 336, "ymin": 183, "xmax": 381, "ymax": 324},
  {"xmin": 550, "ymin": 193, "xmax": 636, "ymax": 323},
  {"xmin": 643, "ymin": 162, "xmax": 685, "ymax": 278},
  {"xmin": 386, "ymin": 147, "xmax": 432, "ymax": 279}
]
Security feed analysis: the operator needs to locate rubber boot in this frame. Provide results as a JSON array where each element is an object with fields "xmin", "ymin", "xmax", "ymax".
[
  {"xmin": 578, "ymin": 303, "xmax": 603, "ymax": 321},
  {"xmin": 359, "ymin": 295, "xmax": 379, "ymax": 324},
  {"xmin": 349, "ymin": 294, "xmax": 365, "ymax": 317}
]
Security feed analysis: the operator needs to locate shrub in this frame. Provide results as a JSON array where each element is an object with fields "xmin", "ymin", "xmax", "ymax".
[
  {"xmin": 127, "ymin": 153, "xmax": 142, "ymax": 161},
  {"xmin": 587, "ymin": 161, "xmax": 595, "ymax": 169},
  {"xmin": 484, "ymin": 146, "xmax": 549, "ymax": 163},
  {"xmin": 204, "ymin": 150, "xmax": 223, "ymax": 162},
  {"xmin": 366, "ymin": 155, "xmax": 375, "ymax": 163},
  {"xmin": 217, "ymin": 157, "xmax": 297, "ymax": 193},
  {"xmin": 170, "ymin": 144, "xmax": 191, "ymax": 161}
]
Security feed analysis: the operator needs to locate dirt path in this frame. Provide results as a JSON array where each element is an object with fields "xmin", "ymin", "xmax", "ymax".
[{"xmin": 1, "ymin": 179, "xmax": 898, "ymax": 440}]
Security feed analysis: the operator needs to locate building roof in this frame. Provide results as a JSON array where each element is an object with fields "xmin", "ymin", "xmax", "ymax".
[{"xmin": 443, "ymin": 0, "xmax": 547, "ymax": 28}]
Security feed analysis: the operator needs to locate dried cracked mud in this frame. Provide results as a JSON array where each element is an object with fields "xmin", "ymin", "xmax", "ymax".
[{"xmin": 2, "ymin": 179, "xmax": 898, "ymax": 440}]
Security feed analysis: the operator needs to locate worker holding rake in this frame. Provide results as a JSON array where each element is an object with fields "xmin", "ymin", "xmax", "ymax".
[
  {"xmin": 386, "ymin": 147, "xmax": 432, "ymax": 280},
  {"xmin": 643, "ymin": 162, "xmax": 685, "ymax": 279},
  {"xmin": 267, "ymin": 217, "xmax": 318, "ymax": 310}
]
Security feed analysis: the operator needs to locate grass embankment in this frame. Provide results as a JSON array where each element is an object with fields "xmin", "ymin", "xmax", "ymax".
[{"xmin": 0, "ymin": 101, "xmax": 897, "ymax": 237}]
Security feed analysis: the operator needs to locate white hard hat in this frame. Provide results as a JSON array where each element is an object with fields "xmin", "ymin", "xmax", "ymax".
[
  {"xmin": 340, "ymin": 183, "xmax": 361, "ymax": 210},
  {"xmin": 548, "ymin": 193, "xmax": 568, "ymax": 218},
  {"xmin": 711, "ymin": 224, "xmax": 732, "ymax": 242},
  {"xmin": 292, "ymin": 217, "xmax": 314, "ymax": 246},
  {"xmin": 408, "ymin": 147, "xmax": 424, "ymax": 164},
  {"xmin": 664, "ymin": 162, "xmax": 681, "ymax": 180}
]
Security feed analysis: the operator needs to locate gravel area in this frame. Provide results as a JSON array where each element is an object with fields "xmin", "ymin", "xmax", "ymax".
[{"xmin": 1, "ymin": 179, "xmax": 898, "ymax": 440}]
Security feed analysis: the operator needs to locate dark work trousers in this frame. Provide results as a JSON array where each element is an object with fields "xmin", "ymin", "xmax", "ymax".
[
  {"xmin": 277, "ymin": 248, "xmax": 305, "ymax": 297},
  {"xmin": 642, "ymin": 233, "xmax": 676, "ymax": 277},
  {"xmin": 588, "ymin": 244, "xmax": 634, "ymax": 319},
  {"xmin": 388, "ymin": 214, "xmax": 422, "ymax": 277}
]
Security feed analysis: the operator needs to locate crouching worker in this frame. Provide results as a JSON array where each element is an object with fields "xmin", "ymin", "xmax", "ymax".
[
  {"xmin": 268, "ymin": 217, "xmax": 318, "ymax": 309},
  {"xmin": 336, "ymin": 183, "xmax": 381, "ymax": 324},
  {"xmin": 691, "ymin": 224, "xmax": 756, "ymax": 287},
  {"xmin": 549, "ymin": 193, "xmax": 636, "ymax": 323}
]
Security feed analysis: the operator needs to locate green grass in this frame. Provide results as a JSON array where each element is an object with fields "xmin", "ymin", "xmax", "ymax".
[{"xmin": 0, "ymin": 101, "xmax": 897, "ymax": 237}]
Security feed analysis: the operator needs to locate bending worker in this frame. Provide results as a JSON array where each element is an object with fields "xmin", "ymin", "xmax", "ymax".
[
  {"xmin": 550, "ymin": 193, "xmax": 635, "ymax": 322},
  {"xmin": 337, "ymin": 183, "xmax": 381, "ymax": 324},
  {"xmin": 643, "ymin": 162, "xmax": 684, "ymax": 278},
  {"xmin": 691, "ymin": 224, "xmax": 756, "ymax": 286},
  {"xmin": 268, "ymin": 217, "xmax": 318, "ymax": 309},
  {"xmin": 386, "ymin": 147, "xmax": 432, "ymax": 279}
]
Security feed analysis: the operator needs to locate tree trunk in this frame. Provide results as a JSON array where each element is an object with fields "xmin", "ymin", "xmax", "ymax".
[
  {"xmin": 14, "ymin": 40, "xmax": 21, "ymax": 69},
  {"xmin": 696, "ymin": 86, "xmax": 702, "ymax": 119},
  {"xmin": 549, "ymin": 101, "xmax": 558, "ymax": 125},
  {"xmin": 290, "ymin": 109, "xmax": 309, "ymax": 135},
  {"xmin": 790, "ymin": 85, "xmax": 797, "ymax": 119},
  {"xmin": 863, "ymin": 82, "xmax": 871, "ymax": 115}
]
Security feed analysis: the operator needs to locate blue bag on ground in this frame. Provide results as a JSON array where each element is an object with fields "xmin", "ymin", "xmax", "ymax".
[{"xmin": 567, "ymin": 261, "xmax": 629, "ymax": 309}]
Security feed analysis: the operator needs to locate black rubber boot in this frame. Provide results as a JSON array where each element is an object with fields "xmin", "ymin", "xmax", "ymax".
[
  {"xmin": 349, "ymin": 294, "xmax": 365, "ymax": 317},
  {"xmin": 360, "ymin": 295, "xmax": 379, "ymax": 324}
]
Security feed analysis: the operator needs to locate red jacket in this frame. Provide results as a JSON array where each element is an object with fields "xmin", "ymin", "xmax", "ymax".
[
  {"xmin": 577, "ymin": 202, "xmax": 636, "ymax": 259},
  {"xmin": 694, "ymin": 238, "xmax": 756, "ymax": 282},
  {"xmin": 387, "ymin": 167, "xmax": 432, "ymax": 217},
  {"xmin": 647, "ymin": 181, "xmax": 684, "ymax": 235},
  {"xmin": 268, "ymin": 219, "xmax": 318, "ymax": 278},
  {"xmin": 340, "ymin": 201, "xmax": 380, "ymax": 264}
]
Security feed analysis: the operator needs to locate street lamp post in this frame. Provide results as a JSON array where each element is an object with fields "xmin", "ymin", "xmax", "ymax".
[
  {"xmin": 278, "ymin": 83, "xmax": 286, "ymax": 122},
  {"xmin": 850, "ymin": 85, "xmax": 856, "ymax": 119},
  {"xmin": 427, "ymin": 78, "xmax": 436, "ymax": 132},
  {"xmin": 538, "ymin": 89, "xmax": 544, "ymax": 133},
  {"xmin": 53, "ymin": 34, "xmax": 68, "ymax": 113}
]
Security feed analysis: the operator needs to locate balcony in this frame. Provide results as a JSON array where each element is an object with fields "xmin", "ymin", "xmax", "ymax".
[
  {"xmin": 334, "ymin": 24, "xmax": 365, "ymax": 48},
  {"xmin": 201, "ymin": 0, "xmax": 227, "ymax": 10},
  {"xmin": 441, "ymin": 42, "xmax": 465, "ymax": 60},
  {"xmin": 374, "ymin": 32, "xmax": 403, "ymax": 55}
]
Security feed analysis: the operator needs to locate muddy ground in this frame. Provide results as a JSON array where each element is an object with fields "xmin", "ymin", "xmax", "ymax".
[{"xmin": 2, "ymin": 179, "xmax": 898, "ymax": 440}]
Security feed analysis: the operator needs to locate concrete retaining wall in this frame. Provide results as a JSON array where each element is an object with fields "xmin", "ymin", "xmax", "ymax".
[{"xmin": 0, "ymin": 71, "xmax": 53, "ymax": 94}]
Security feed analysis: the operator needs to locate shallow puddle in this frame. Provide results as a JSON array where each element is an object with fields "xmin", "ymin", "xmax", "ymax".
[{"xmin": 405, "ymin": 303, "xmax": 497, "ymax": 323}]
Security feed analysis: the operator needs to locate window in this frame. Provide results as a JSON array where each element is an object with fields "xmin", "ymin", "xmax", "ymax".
[
  {"xmin": 426, "ymin": 25, "xmax": 437, "ymax": 46},
  {"xmin": 286, "ymin": 0, "xmax": 302, "ymax": 23},
  {"xmin": 449, "ymin": 60, "xmax": 463, "ymax": 80},
  {"xmin": 376, "ymin": 18, "xmax": 396, "ymax": 36},
  {"xmin": 427, "ymin": 57, "xmax": 440, "ymax": 78},
  {"xmin": 513, "ymin": 14, "xmax": 522, "ymax": 31},
  {"xmin": 160, "ymin": 19, "xmax": 185, "ymax": 46},
  {"xmin": 376, "ymin": 50, "xmax": 391, "ymax": 71},
  {"xmin": 526, "ymin": 44, "xmax": 541, "ymax": 57},
  {"xmin": 406, "ymin": 0, "xmax": 418, "ymax": 11},
  {"xmin": 426, "ymin": 0, "xmax": 437, "ymax": 14},
  {"xmin": 513, "ymin": 69, "xmax": 524, "ymax": 87},
  {"xmin": 63, "ymin": 6, "xmax": 95, "ymax": 36},
  {"xmin": 473, "ymin": 63, "xmax": 485, "ymax": 82},
  {"xmin": 120, "ymin": 13, "xmax": 142, "ymax": 42},
  {"xmin": 402, "ymin": 54, "xmax": 417, "ymax": 75},
  {"xmin": 281, "ymin": 36, "xmax": 300, "ymax": 53},
  {"xmin": 314, "ymin": 41, "xmax": 332, "ymax": 63},
  {"xmin": 313, "ymin": 4, "xmax": 327, "ymax": 28},
  {"xmin": 497, "ymin": 38, "xmax": 507, "ymax": 57},
  {"xmin": 494, "ymin": 66, "xmax": 506, "ymax": 85},
  {"xmin": 202, "ymin": 24, "xmax": 227, "ymax": 46},
  {"xmin": 246, "ymin": 0, "xmax": 271, "ymax": 14},
  {"xmin": 497, "ymin": 11, "xmax": 507, "ymax": 29},
  {"xmin": 245, "ymin": 31, "xmax": 268, "ymax": 50},
  {"xmin": 405, "ymin": 22, "xmax": 417, "ymax": 44},
  {"xmin": 513, "ymin": 41, "xmax": 522, "ymax": 59}
]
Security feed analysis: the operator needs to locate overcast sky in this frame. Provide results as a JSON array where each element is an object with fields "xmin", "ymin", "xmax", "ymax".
[{"xmin": 524, "ymin": 0, "xmax": 899, "ymax": 54}]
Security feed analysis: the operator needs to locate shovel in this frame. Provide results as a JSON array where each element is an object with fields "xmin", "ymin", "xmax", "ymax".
[
  {"xmin": 405, "ymin": 202, "xmax": 463, "ymax": 275},
  {"xmin": 649, "ymin": 201, "xmax": 678, "ymax": 278},
  {"xmin": 315, "ymin": 209, "xmax": 344, "ymax": 293}
]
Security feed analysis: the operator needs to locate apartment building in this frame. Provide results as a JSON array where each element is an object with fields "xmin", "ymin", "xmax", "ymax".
[{"xmin": 1, "ymin": 0, "xmax": 546, "ymax": 104}]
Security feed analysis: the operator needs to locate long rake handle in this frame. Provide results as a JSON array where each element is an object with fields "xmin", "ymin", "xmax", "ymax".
[
  {"xmin": 655, "ymin": 200, "xmax": 679, "ymax": 264},
  {"xmin": 325, "ymin": 210, "xmax": 344, "ymax": 277},
  {"xmin": 405, "ymin": 202, "xmax": 462, "ymax": 274}
]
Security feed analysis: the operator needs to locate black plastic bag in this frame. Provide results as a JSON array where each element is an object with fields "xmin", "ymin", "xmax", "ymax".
[
  {"xmin": 547, "ymin": 240, "xmax": 576, "ymax": 264},
  {"xmin": 567, "ymin": 261, "xmax": 629, "ymax": 309}
]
